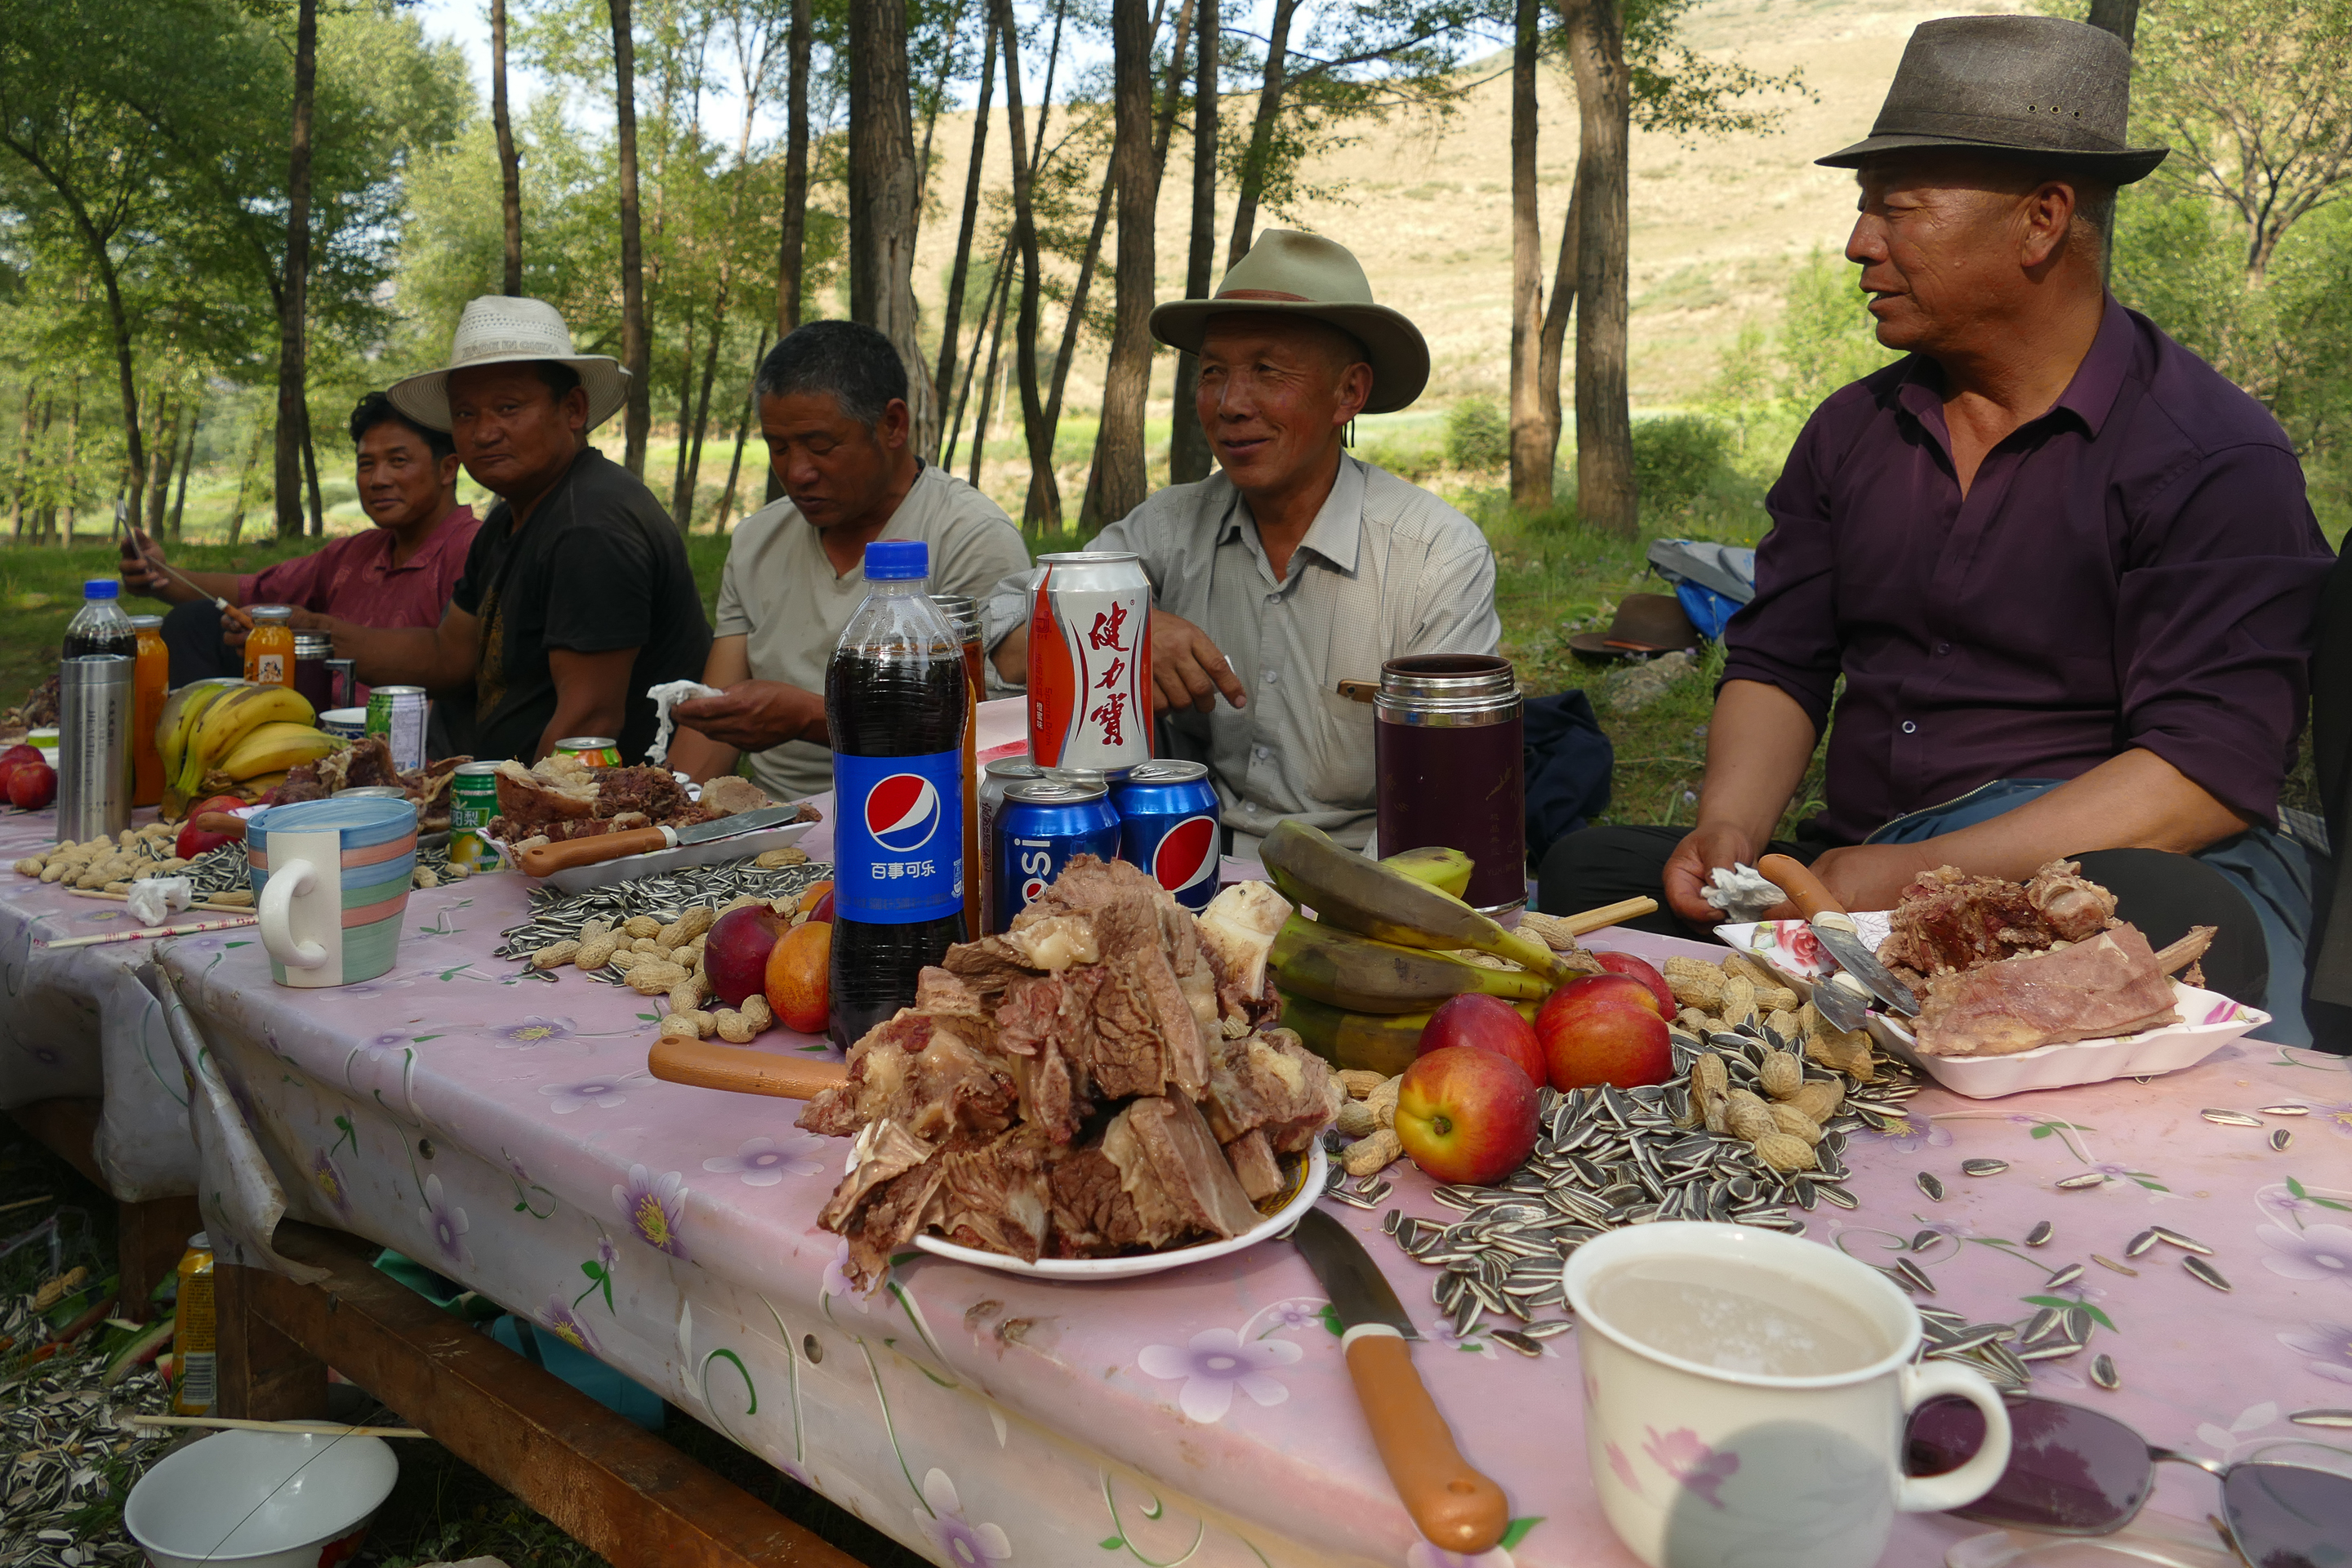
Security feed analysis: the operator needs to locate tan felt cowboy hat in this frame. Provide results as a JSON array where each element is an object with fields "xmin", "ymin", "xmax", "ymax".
[
  {"xmin": 387, "ymin": 296, "xmax": 630, "ymax": 434},
  {"xmin": 1150, "ymin": 230, "xmax": 1430, "ymax": 415},
  {"xmin": 1818, "ymin": 16, "xmax": 2167, "ymax": 184}
]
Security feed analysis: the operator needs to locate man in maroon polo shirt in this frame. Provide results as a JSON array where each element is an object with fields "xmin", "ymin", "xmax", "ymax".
[
  {"xmin": 120, "ymin": 392, "xmax": 479, "ymax": 687},
  {"xmin": 1538, "ymin": 16, "xmax": 2336, "ymax": 1042}
]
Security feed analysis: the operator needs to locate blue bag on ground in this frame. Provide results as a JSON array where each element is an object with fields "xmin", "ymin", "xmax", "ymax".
[
  {"xmin": 1525, "ymin": 692, "xmax": 1614, "ymax": 867},
  {"xmin": 1646, "ymin": 540, "xmax": 1756, "ymax": 642}
]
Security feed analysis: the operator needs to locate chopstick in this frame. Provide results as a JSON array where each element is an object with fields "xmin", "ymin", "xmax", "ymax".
[
  {"xmin": 146, "ymin": 554, "xmax": 254, "ymax": 630},
  {"xmin": 125, "ymin": 1414, "xmax": 430, "ymax": 1439},
  {"xmin": 1559, "ymin": 896, "xmax": 1659, "ymax": 937},
  {"xmin": 40, "ymin": 915, "xmax": 257, "ymax": 949},
  {"xmin": 69, "ymin": 889, "xmax": 256, "ymax": 915}
]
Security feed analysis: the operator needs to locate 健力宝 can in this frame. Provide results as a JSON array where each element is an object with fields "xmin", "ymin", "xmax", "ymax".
[{"xmin": 1027, "ymin": 551, "xmax": 1152, "ymax": 780}]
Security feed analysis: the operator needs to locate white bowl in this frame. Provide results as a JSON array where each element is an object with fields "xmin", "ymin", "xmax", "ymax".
[
  {"xmin": 123, "ymin": 1429, "xmax": 398, "ymax": 1568},
  {"xmin": 912, "ymin": 1138, "xmax": 1328, "ymax": 1279},
  {"xmin": 1713, "ymin": 920, "xmax": 2267, "ymax": 1099}
]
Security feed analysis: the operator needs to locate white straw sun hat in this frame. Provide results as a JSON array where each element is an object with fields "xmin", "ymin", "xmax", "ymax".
[{"xmin": 386, "ymin": 296, "xmax": 630, "ymax": 434}]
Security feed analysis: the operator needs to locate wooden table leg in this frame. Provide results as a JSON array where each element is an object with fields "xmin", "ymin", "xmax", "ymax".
[
  {"xmin": 216, "ymin": 1250, "xmax": 331, "ymax": 1422},
  {"xmin": 226, "ymin": 1221, "xmax": 864, "ymax": 1568}
]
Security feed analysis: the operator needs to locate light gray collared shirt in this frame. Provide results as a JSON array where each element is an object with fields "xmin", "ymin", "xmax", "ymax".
[{"xmin": 984, "ymin": 453, "xmax": 1500, "ymax": 849}]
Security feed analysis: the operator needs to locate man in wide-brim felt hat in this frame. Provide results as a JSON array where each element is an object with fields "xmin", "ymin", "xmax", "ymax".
[
  {"xmin": 1537, "ymin": 15, "xmax": 2336, "ymax": 1045},
  {"xmin": 985, "ymin": 229, "xmax": 1501, "ymax": 852},
  {"xmin": 294, "ymin": 296, "xmax": 713, "ymax": 763}
]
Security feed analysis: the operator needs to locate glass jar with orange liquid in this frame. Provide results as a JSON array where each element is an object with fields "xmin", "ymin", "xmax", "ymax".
[
  {"xmin": 243, "ymin": 605, "xmax": 296, "ymax": 688},
  {"xmin": 128, "ymin": 614, "xmax": 167, "ymax": 807}
]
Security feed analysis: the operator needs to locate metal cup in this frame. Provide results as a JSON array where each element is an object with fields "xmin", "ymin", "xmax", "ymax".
[{"xmin": 57, "ymin": 656, "xmax": 134, "ymax": 842}]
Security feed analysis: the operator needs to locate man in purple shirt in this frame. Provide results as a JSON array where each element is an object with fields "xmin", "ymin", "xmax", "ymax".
[{"xmin": 1539, "ymin": 16, "xmax": 2336, "ymax": 1040}]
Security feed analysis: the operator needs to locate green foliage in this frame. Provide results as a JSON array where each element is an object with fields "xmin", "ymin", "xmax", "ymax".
[
  {"xmin": 1620, "ymin": 0, "xmax": 1815, "ymax": 140},
  {"xmin": 1445, "ymin": 398, "xmax": 1510, "ymax": 473},
  {"xmin": 1632, "ymin": 414, "xmax": 1732, "ymax": 509},
  {"xmin": 1774, "ymin": 246, "xmax": 1899, "ymax": 411}
]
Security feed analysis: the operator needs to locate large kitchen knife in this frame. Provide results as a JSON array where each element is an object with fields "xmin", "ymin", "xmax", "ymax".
[
  {"xmin": 517, "ymin": 804, "xmax": 802, "ymax": 878},
  {"xmin": 1756, "ymin": 853, "xmax": 1918, "ymax": 1026},
  {"xmin": 1291, "ymin": 1207, "xmax": 1510, "ymax": 1555}
]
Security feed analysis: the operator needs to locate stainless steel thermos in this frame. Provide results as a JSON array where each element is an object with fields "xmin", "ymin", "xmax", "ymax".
[{"xmin": 57, "ymin": 655, "xmax": 133, "ymax": 841}]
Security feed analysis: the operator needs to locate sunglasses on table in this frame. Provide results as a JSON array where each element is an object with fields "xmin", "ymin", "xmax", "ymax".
[{"xmin": 1906, "ymin": 1394, "xmax": 2351, "ymax": 1568}]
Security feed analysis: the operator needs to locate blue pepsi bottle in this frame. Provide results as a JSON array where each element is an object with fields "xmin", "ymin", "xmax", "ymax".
[{"xmin": 826, "ymin": 540, "xmax": 970, "ymax": 1049}]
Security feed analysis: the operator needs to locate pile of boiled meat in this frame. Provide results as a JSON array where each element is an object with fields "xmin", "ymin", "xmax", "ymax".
[
  {"xmin": 799, "ymin": 858, "xmax": 1337, "ymax": 1289},
  {"xmin": 1875, "ymin": 861, "xmax": 2214, "ymax": 1058}
]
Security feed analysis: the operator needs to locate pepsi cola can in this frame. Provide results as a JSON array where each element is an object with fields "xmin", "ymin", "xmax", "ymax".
[
  {"xmin": 1027, "ymin": 551, "xmax": 1152, "ymax": 780},
  {"xmin": 1111, "ymin": 760, "xmax": 1223, "ymax": 912},
  {"xmin": 995, "ymin": 779, "xmax": 1120, "ymax": 930},
  {"xmin": 977, "ymin": 758, "xmax": 1042, "ymax": 936}
]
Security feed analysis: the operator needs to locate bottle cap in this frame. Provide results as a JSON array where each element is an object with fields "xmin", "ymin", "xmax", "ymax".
[
  {"xmin": 863, "ymin": 540, "xmax": 929, "ymax": 581},
  {"xmin": 83, "ymin": 579, "xmax": 119, "ymax": 599}
]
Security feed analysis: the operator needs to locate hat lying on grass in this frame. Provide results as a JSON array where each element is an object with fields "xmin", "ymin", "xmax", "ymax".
[{"xmin": 1568, "ymin": 594, "xmax": 1702, "ymax": 660}]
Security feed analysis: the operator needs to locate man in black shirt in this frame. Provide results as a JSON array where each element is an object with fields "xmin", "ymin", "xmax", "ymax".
[{"xmin": 300, "ymin": 297, "xmax": 710, "ymax": 761}]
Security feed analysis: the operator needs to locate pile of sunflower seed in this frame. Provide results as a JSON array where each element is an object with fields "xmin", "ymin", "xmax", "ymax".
[
  {"xmin": 0, "ymin": 1290, "xmax": 175, "ymax": 1568},
  {"xmin": 173, "ymin": 835, "xmax": 455, "ymax": 900},
  {"xmin": 492, "ymin": 856, "xmax": 831, "ymax": 968},
  {"xmin": 1348, "ymin": 1018, "xmax": 1925, "ymax": 1350}
]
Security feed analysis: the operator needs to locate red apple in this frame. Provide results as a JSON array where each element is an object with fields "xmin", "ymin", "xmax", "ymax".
[
  {"xmin": 704, "ymin": 902, "xmax": 787, "ymax": 1008},
  {"xmin": 0, "ymin": 743, "xmax": 42, "ymax": 768},
  {"xmin": 1535, "ymin": 989, "xmax": 1673, "ymax": 1091},
  {"xmin": 1393, "ymin": 1046, "xmax": 1541, "ymax": 1185},
  {"xmin": 805, "ymin": 886, "xmax": 835, "ymax": 924},
  {"xmin": 7, "ymin": 761, "xmax": 54, "ymax": 811},
  {"xmin": 1595, "ymin": 951, "xmax": 1675, "ymax": 1013},
  {"xmin": 1554, "ymin": 972, "xmax": 1664, "ymax": 1018},
  {"xmin": 1418, "ymin": 994, "xmax": 1547, "ymax": 1085},
  {"xmin": 176, "ymin": 796, "xmax": 250, "ymax": 861}
]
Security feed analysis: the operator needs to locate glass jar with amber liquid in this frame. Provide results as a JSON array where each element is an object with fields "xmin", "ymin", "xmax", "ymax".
[
  {"xmin": 243, "ymin": 605, "xmax": 296, "ymax": 688},
  {"xmin": 128, "ymin": 614, "xmax": 167, "ymax": 807}
]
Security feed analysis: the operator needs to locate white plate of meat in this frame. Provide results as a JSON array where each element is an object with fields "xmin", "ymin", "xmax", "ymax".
[
  {"xmin": 911, "ymin": 1138, "xmax": 1328, "ymax": 1279},
  {"xmin": 483, "ymin": 755, "xmax": 822, "ymax": 892},
  {"xmin": 1714, "ymin": 859, "xmax": 2267, "ymax": 1098}
]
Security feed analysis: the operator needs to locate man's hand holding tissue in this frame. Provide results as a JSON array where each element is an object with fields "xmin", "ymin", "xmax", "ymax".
[{"xmin": 666, "ymin": 681, "xmax": 830, "ymax": 777}]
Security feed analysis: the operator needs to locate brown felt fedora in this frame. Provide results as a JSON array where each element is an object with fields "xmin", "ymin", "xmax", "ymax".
[
  {"xmin": 1150, "ymin": 230, "xmax": 1430, "ymax": 414},
  {"xmin": 1817, "ymin": 16, "xmax": 2167, "ymax": 184},
  {"xmin": 1568, "ymin": 594, "xmax": 1701, "ymax": 660}
]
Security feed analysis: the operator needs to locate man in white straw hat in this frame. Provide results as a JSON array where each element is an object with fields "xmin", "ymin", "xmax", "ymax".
[
  {"xmin": 299, "ymin": 296, "xmax": 711, "ymax": 762},
  {"xmin": 985, "ymin": 229, "xmax": 1500, "ymax": 852}
]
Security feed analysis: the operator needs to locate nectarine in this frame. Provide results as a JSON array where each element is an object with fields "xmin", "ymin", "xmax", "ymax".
[
  {"xmin": 1394, "ymin": 1045, "xmax": 1540, "ymax": 1185},
  {"xmin": 766, "ymin": 920, "xmax": 831, "ymax": 1035}
]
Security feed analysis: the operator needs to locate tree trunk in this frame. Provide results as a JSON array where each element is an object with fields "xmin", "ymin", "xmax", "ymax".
[
  {"xmin": 301, "ymin": 401, "xmax": 323, "ymax": 537},
  {"xmin": 1049, "ymin": 167, "xmax": 1116, "ymax": 432},
  {"xmin": 7, "ymin": 381, "xmax": 33, "ymax": 540},
  {"xmin": 934, "ymin": 11, "xmax": 999, "ymax": 412},
  {"xmin": 714, "ymin": 325, "xmax": 770, "ymax": 532},
  {"xmin": 611, "ymin": 0, "xmax": 651, "ymax": 474},
  {"xmin": 969, "ymin": 252, "xmax": 1015, "ymax": 488},
  {"xmin": 167, "ymin": 411, "xmax": 197, "ymax": 542},
  {"xmin": 1079, "ymin": 0, "xmax": 1165, "ymax": 530},
  {"xmin": 28, "ymin": 393, "xmax": 55, "ymax": 543},
  {"xmin": 58, "ymin": 374, "xmax": 80, "ymax": 544},
  {"xmin": 144, "ymin": 394, "xmax": 180, "ymax": 533},
  {"xmin": 849, "ymin": 0, "xmax": 937, "ymax": 457},
  {"xmin": 775, "ymin": 0, "xmax": 811, "ymax": 342},
  {"xmin": 273, "ymin": 0, "xmax": 318, "ymax": 541},
  {"xmin": 996, "ymin": 0, "xmax": 1058, "ymax": 529},
  {"xmin": 947, "ymin": 240, "xmax": 1013, "ymax": 469},
  {"xmin": 1169, "ymin": 0, "xmax": 1218, "ymax": 484},
  {"xmin": 229, "ymin": 421, "xmax": 265, "ymax": 546},
  {"xmin": 2082, "ymin": 0, "xmax": 2137, "ymax": 280},
  {"xmin": 1537, "ymin": 165, "xmax": 1582, "ymax": 480},
  {"xmin": 1508, "ymin": 0, "xmax": 1550, "ymax": 511},
  {"xmin": 680, "ymin": 303, "xmax": 724, "ymax": 529},
  {"xmin": 1561, "ymin": 0, "xmax": 1636, "ymax": 535},
  {"xmin": 1225, "ymin": 0, "xmax": 1297, "ymax": 269},
  {"xmin": 670, "ymin": 311, "xmax": 698, "ymax": 517},
  {"xmin": 493, "ymin": 0, "xmax": 523, "ymax": 294},
  {"xmin": 914, "ymin": 8, "xmax": 960, "ymax": 216}
]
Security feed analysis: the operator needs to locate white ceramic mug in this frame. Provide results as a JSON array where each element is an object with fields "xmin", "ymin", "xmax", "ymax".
[{"xmin": 1566, "ymin": 1221, "xmax": 2013, "ymax": 1568}]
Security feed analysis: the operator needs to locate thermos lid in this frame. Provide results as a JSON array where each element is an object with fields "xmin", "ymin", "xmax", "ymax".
[
  {"xmin": 864, "ymin": 540, "xmax": 929, "ymax": 580},
  {"xmin": 1375, "ymin": 654, "xmax": 1520, "ymax": 723}
]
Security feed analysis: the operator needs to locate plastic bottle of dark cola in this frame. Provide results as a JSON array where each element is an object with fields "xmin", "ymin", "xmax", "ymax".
[{"xmin": 826, "ymin": 540, "xmax": 970, "ymax": 1049}]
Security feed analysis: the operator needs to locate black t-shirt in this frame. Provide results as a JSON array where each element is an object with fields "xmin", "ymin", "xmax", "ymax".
[{"xmin": 451, "ymin": 448, "xmax": 711, "ymax": 762}]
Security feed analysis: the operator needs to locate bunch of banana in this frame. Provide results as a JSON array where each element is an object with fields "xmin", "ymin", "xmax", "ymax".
[
  {"xmin": 163, "ymin": 682, "xmax": 340, "ymax": 810},
  {"xmin": 1280, "ymin": 991, "xmax": 1539, "ymax": 1077},
  {"xmin": 156, "ymin": 679, "xmax": 246, "ymax": 813},
  {"xmin": 1260, "ymin": 819, "xmax": 1570, "ymax": 978}
]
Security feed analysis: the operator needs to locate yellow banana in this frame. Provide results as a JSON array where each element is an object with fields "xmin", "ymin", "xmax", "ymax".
[
  {"xmin": 1382, "ymin": 844, "xmax": 1475, "ymax": 899},
  {"xmin": 1263, "ymin": 820, "xmax": 1565, "ymax": 977},
  {"xmin": 157, "ymin": 678, "xmax": 243, "ymax": 786},
  {"xmin": 215, "ymin": 721, "xmax": 343, "ymax": 781},
  {"xmin": 1270, "ymin": 915, "xmax": 1553, "ymax": 1014},
  {"xmin": 180, "ymin": 684, "xmax": 316, "ymax": 795},
  {"xmin": 1280, "ymin": 991, "xmax": 1539, "ymax": 1076}
]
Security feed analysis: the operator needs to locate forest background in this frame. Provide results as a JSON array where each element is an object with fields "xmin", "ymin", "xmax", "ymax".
[{"xmin": 3, "ymin": 0, "xmax": 2350, "ymax": 834}]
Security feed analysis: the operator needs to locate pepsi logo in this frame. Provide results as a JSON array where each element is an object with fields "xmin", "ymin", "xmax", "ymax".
[
  {"xmin": 1020, "ymin": 876, "xmax": 1048, "ymax": 904},
  {"xmin": 1150, "ymin": 815, "xmax": 1218, "ymax": 893},
  {"xmin": 864, "ymin": 773, "xmax": 943, "ymax": 853}
]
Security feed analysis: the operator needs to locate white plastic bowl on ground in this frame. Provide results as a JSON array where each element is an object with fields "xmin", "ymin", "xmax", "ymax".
[{"xmin": 123, "ymin": 1429, "xmax": 398, "ymax": 1568}]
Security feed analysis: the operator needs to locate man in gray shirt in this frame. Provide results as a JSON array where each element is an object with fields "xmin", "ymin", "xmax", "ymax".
[
  {"xmin": 988, "ymin": 230, "xmax": 1500, "ymax": 850},
  {"xmin": 670, "ymin": 321, "xmax": 1028, "ymax": 800}
]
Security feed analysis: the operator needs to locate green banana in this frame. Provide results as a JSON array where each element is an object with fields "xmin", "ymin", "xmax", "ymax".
[
  {"xmin": 1279, "ymin": 991, "xmax": 1539, "ymax": 1077},
  {"xmin": 1271, "ymin": 915, "xmax": 1553, "ymax": 1014},
  {"xmin": 1263, "ymin": 819, "xmax": 1566, "ymax": 977},
  {"xmin": 1382, "ymin": 844, "xmax": 1475, "ymax": 899}
]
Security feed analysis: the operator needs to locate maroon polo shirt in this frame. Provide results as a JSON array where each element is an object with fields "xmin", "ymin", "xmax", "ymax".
[
  {"xmin": 237, "ymin": 505, "xmax": 479, "ymax": 628},
  {"xmin": 1724, "ymin": 299, "xmax": 2335, "ymax": 846}
]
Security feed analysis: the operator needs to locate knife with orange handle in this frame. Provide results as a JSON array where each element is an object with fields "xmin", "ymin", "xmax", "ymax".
[
  {"xmin": 648, "ymin": 1036, "xmax": 849, "ymax": 1099},
  {"xmin": 517, "ymin": 804, "xmax": 800, "ymax": 879},
  {"xmin": 1755, "ymin": 853, "xmax": 1918, "ymax": 1027}
]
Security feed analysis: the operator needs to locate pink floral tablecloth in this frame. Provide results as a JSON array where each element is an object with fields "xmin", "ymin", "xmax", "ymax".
[{"xmin": 0, "ymin": 806, "xmax": 197, "ymax": 1200}]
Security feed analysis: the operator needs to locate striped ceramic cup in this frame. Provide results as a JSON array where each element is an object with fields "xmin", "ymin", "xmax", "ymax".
[{"xmin": 245, "ymin": 796, "xmax": 419, "ymax": 987}]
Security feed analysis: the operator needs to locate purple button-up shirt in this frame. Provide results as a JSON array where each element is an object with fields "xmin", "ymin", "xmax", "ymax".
[{"xmin": 1724, "ymin": 299, "xmax": 2335, "ymax": 847}]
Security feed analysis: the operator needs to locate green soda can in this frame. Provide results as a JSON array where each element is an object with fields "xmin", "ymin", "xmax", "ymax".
[{"xmin": 448, "ymin": 760, "xmax": 504, "ymax": 872}]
